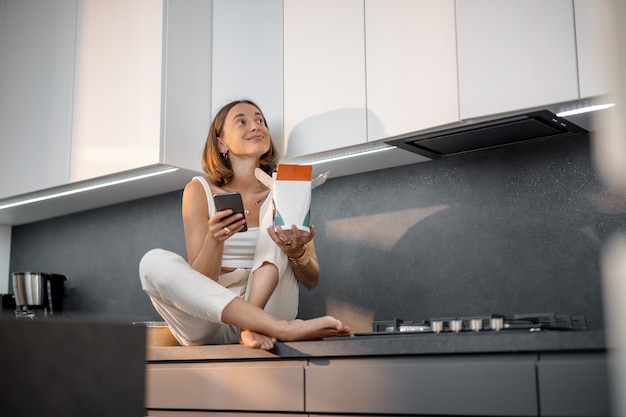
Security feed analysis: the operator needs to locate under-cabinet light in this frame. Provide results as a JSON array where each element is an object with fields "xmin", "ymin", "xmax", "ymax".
[
  {"xmin": 557, "ymin": 103, "xmax": 615, "ymax": 117},
  {"xmin": 0, "ymin": 166, "xmax": 179, "ymax": 210},
  {"xmin": 284, "ymin": 143, "xmax": 396, "ymax": 165}
]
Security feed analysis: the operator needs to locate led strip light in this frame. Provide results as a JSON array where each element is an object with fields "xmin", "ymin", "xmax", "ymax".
[
  {"xmin": 0, "ymin": 166, "xmax": 179, "ymax": 210},
  {"xmin": 556, "ymin": 103, "xmax": 615, "ymax": 117},
  {"xmin": 284, "ymin": 142, "xmax": 396, "ymax": 165}
]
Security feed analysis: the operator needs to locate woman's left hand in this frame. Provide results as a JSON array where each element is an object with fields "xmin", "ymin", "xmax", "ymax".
[{"xmin": 268, "ymin": 224, "xmax": 315, "ymax": 257}]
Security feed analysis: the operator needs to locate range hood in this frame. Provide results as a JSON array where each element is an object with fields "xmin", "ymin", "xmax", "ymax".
[{"xmin": 386, "ymin": 109, "xmax": 588, "ymax": 159}]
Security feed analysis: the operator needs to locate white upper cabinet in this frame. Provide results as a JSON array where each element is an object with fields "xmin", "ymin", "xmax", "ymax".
[
  {"xmin": 1, "ymin": 0, "xmax": 609, "ymax": 218},
  {"xmin": 574, "ymin": 0, "xmax": 614, "ymax": 99},
  {"xmin": 0, "ymin": 0, "xmax": 76, "ymax": 199},
  {"xmin": 365, "ymin": 0, "xmax": 459, "ymax": 141},
  {"xmin": 456, "ymin": 0, "xmax": 580, "ymax": 119},
  {"xmin": 159, "ymin": 0, "xmax": 213, "ymax": 173},
  {"xmin": 71, "ymin": 0, "xmax": 211, "ymax": 181},
  {"xmin": 283, "ymin": 0, "xmax": 459, "ymax": 157},
  {"xmin": 0, "ymin": 0, "xmax": 211, "ymax": 201},
  {"xmin": 0, "ymin": 0, "xmax": 213, "ymax": 225},
  {"xmin": 71, "ymin": 0, "xmax": 163, "ymax": 181},
  {"xmin": 283, "ymin": 0, "xmax": 367, "ymax": 158},
  {"xmin": 212, "ymin": 0, "xmax": 284, "ymax": 153}
]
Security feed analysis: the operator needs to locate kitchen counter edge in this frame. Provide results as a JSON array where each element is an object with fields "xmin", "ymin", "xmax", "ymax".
[{"xmin": 146, "ymin": 329, "xmax": 606, "ymax": 362}]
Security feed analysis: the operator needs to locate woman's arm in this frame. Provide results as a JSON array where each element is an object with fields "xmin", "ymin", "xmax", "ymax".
[
  {"xmin": 289, "ymin": 241, "xmax": 320, "ymax": 290},
  {"xmin": 268, "ymin": 224, "xmax": 321, "ymax": 290},
  {"xmin": 182, "ymin": 179, "xmax": 226, "ymax": 280}
]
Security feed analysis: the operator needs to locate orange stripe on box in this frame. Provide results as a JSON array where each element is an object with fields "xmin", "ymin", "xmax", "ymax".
[{"xmin": 276, "ymin": 164, "xmax": 313, "ymax": 181}]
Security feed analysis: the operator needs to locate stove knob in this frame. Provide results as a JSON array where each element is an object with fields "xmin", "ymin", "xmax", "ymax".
[
  {"xmin": 449, "ymin": 319, "xmax": 463, "ymax": 333},
  {"xmin": 430, "ymin": 320, "xmax": 443, "ymax": 333},
  {"xmin": 490, "ymin": 317, "xmax": 504, "ymax": 331},
  {"xmin": 469, "ymin": 318, "xmax": 483, "ymax": 332}
]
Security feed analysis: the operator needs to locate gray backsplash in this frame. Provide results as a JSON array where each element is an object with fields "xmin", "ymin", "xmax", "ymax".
[{"xmin": 9, "ymin": 133, "xmax": 622, "ymax": 330}]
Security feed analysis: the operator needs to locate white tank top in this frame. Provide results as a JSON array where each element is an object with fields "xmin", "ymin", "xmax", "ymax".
[{"xmin": 193, "ymin": 176, "xmax": 266, "ymax": 269}]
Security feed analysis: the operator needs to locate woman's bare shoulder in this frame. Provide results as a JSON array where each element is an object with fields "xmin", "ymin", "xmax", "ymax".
[
  {"xmin": 184, "ymin": 177, "xmax": 203, "ymax": 193},
  {"xmin": 183, "ymin": 177, "xmax": 210, "ymax": 216}
]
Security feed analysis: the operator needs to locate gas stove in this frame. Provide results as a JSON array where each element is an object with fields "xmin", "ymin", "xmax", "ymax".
[{"xmin": 356, "ymin": 313, "xmax": 588, "ymax": 336}]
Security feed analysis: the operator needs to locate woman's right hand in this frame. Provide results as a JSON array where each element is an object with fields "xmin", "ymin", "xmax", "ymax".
[{"xmin": 209, "ymin": 209, "xmax": 246, "ymax": 241}]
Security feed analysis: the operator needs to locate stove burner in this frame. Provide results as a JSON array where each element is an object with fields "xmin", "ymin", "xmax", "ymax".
[{"xmin": 366, "ymin": 313, "xmax": 587, "ymax": 336}]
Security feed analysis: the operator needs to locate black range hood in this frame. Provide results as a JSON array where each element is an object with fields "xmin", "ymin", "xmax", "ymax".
[{"xmin": 386, "ymin": 110, "xmax": 587, "ymax": 159}]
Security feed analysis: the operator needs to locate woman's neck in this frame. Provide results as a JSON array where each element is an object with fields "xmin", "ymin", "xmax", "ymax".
[{"xmin": 223, "ymin": 159, "xmax": 266, "ymax": 194}]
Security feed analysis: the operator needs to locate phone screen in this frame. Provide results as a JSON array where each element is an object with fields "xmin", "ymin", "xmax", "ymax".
[{"xmin": 213, "ymin": 192, "xmax": 247, "ymax": 232}]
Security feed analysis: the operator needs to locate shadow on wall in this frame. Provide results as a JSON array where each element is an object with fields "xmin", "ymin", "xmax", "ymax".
[
  {"xmin": 284, "ymin": 107, "xmax": 387, "ymax": 157},
  {"xmin": 299, "ymin": 134, "xmax": 623, "ymax": 332}
]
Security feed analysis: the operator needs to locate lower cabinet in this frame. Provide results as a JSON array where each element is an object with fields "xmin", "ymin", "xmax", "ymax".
[
  {"xmin": 146, "ymin": 361, "xmax": 306, "ymax": 412},
  {"xmin": 306, "ymin": 355, "xmax": 538, "ymax": 416},
  {"xmin": 537, "ymin": 352, "xmax": 611, "ymax": 417},
  {"xmin": 145, "ymin": 352, "xmax": 610, "ymax": 416}
]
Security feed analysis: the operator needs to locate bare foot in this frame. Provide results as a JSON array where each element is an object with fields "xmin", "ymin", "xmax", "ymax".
[
  {"xmin": 240, "ymin": 329, "xmax": 277, "ymax": 350},
  {"xmin": 277, "ymin": 316, "xmax": 352, "ymax": 342}
]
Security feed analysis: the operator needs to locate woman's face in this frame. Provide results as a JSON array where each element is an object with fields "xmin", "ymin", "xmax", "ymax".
[{"xmin": 218, "ymin": 102, "xmax": 271, "ymax": 159}]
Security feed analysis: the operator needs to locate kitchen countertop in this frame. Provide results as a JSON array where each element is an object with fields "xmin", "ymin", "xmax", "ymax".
[{"xmin": 146, "ymin": 328, "xmax": 606, "ymax": 362}]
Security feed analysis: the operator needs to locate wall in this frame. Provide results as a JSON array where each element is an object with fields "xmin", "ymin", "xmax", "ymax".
[
  {"xmin": 8, "ymin": 191, "xmax": 185, "ymax": 321},
  {"xmin": 303, "ymin": 133, "xmax": 617, "ymax": 330},
  {"xmin": 8, "ymin": 133, "xmax": 622, "ymax": 329}
]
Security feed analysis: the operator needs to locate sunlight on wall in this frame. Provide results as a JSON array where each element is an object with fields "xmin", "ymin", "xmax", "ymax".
[
  {"xmin": 325, "ymin": 205, "xmax": 449, "ymax": 250},
  {"xmin": 323, "ymin": 204, "xmax": 451, "ymax": 333},
  {"xmin": 326, "ymin": 299, "xmax": 375, "ymax": 333}
]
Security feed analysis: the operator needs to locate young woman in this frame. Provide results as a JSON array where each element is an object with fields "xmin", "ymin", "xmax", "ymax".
[{"xmin": 140, "ymin": 99, "xmax": 350, "ymax": 349}]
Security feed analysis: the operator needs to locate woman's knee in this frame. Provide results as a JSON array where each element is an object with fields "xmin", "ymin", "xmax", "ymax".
[{"xmin": 139, "ymin": 248, "xmax": 171, "ymax": 289}]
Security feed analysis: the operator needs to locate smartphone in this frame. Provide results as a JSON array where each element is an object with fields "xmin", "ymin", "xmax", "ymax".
[{"xmin": 213, "ymin": 192, "xmax": 247, "ymax": 232}]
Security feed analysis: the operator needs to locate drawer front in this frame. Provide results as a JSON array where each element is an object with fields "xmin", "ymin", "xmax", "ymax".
[
  {"xmin": 146, "ymin": 362, "xmax": 305, "ymax": 412},
  {"xmin": 537, "ymin": 352, "xmax": 610, "ymax": 417},
  {"xmin": 306, "ymin": 356, "xmax": 538, "ymax": 416}
]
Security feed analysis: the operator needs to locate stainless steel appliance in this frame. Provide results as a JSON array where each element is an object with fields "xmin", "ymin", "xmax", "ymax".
[{"xmin": 11, "ymin": 272, "xmax": 68, "ymax": 318}]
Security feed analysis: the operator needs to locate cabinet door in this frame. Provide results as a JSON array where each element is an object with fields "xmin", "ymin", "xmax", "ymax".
[
  {"xmin": 70, "ymin": 0, "xmax": 163, "ymax": 181},
  {"xmin": 212, "ymin": 0, "xmax": 284, "ymax": 153},
  {"xmin": 306, "ymin": 356, "xmax": 538, "ymax": 416},
  {"xmin": 537, "ymin": 352, "xmax": 610, "ymax": 417},
  {"xmin": 0, "ymin": 0, "xmax": 76, "ymax": 199},
  {"xmin": 574, "ymin": 0, "xmax": 615, "ymax": 99},
  {"xmin": 283, "ymin": 0, "xmax": 366, "ymax": 158},
  {"xmin": 365, "ymin": 0, "xmax": 459, "ymax": 141},
  {"xmin": 146, "ymin": 361, "xmax": 305, "ymax": 412},
  {"xmin": 161, "ymin": 0, "xmax": 212, "ymax": 172},
  {"xmin": 456, "ymin": 0, "xmax": 579, "ymax": 119}
]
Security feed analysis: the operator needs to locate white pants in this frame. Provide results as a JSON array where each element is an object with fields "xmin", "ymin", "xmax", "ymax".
[{"xmin": 139, "ymin": 246, "xmax": 300, "ymax": 346}]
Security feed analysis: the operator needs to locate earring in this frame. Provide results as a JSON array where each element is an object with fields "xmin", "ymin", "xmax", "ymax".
[{"xmin": 221, "ymin": 152, "xmax": 228, "ymax": 160}]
